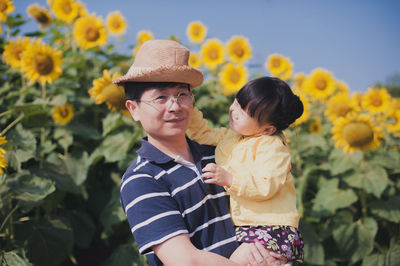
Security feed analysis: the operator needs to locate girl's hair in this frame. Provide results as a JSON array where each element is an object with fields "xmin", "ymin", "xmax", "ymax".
[
  {"xmin": 236, "ymin": 76, "xmax": 303, "ymax": 131},
  {"xmin": 123, "ymin": 82, "xmax": 190, "ymax": 101}
]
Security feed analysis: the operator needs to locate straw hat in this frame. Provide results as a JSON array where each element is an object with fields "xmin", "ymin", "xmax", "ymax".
[{"xmin": 112, "ymin": 40, "xmax": 203, "ymax": 88}]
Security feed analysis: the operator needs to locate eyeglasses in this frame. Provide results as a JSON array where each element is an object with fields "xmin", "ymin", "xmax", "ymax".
[{"xmin": 135, "ymin": 92, "xmax": 194, "ymax": 108}]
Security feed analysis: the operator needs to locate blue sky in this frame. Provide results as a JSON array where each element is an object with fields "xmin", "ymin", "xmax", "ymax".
[{"xmin": 15, "ymin": 0, "xmax": 400, "ymax": 92}]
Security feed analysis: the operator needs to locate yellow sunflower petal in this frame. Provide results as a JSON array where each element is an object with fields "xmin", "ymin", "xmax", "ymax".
[
  {"xmin": 73, "ymin": 14, "xmax": 108, "ymax": 50},
  {"xmin": 219, "ymin": 63, "xmax": 248, "ymax": 96},
  {"xmin": 303, "ymin": 68, "xmax": 336, "ymax": 100},
  {"xmin": 186, "ymin": 21, "xmax": 207, "ymax": 44},
  {"xmin": 51, "ymin": 0, "xmax": 79, "ymax": 24},
  {"xmin": 52, "ymin": 103, "xmax": 74, "ymax": 125},
  {"xmin": 325, "ymin": 92, "xmax": 360, "ymax": 121},
  {"xmin": 200, "ymin": 38, "xmax": 225, "ymax": 70},
  {"xmin": 20, "ymin": 41, "xmax": 63, "ymax": 85},
  {"xmin": 362, "ymin": 87, "xmax": 392, "ymax": 114},
  {"xmin": 136, "ymin": 30, "xmax": 153, "ymax": 45},
  {"xmin": 106, "ymin": 11, "xmax": 127, "ymax": 36},
  {"xmin": 226, "ymin": 35, "xmax": 252, "ymax": 64},
  {"xmin": 27, "ymin": 3, "xmax": 52, "ymax": 27},
  {"xmin": 0, "ymin": 0, "xmax": 14, "ymax": 22},
  {"xmin": 89, "ymin": 69, "xmax": 127, "ymax": 111},
  {"xmin": 2, "ymin": 36, "xmax": 34, "ymax": 70},
  {"xmin": 188, "ymin": 52, "xmax": 202, "ymax": 68}
]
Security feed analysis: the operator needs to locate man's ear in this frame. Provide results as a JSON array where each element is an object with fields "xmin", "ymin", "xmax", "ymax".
[
  {"xmin": 261, "ymin": 125, "xmax": 276, "ymax": 136},
  {"xmin": 125, "ymin": 100, "xmax": 140, "ymax": 122}
]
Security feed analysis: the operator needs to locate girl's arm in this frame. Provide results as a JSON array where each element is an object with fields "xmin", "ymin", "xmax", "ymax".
[
  {"xmin": 227, "ymin": 136, "xmax": 292, "ymax": 200},
  {"xmin": 186, "ymin": 107, "xmax": 229, "ymax": 146}
]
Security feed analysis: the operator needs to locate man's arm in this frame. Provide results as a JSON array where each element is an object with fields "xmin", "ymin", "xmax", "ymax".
[{"xmin": 153, "ymin": 234, "xmax": 239, "ymax": 266}]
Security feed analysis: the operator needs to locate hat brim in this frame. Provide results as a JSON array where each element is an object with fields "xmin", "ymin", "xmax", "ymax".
[{"xmin": 112, "ymin": 65, "xmax": 203, "ymax": 88}]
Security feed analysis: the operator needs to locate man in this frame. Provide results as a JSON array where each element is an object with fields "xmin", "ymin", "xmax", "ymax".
[{"xmin": 114, "ymin": 40, "xmax": 283, "ymax": 266}]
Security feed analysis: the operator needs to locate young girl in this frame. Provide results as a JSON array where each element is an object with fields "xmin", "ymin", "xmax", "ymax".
[{"xmin": 187, "ymin": 76, "xmax": 304, "ymax": 264}]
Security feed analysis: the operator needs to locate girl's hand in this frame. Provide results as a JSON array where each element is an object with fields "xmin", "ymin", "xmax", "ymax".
[{"xmin": 202, "ymin": 163, "xmax": 233, "ymax": 187}]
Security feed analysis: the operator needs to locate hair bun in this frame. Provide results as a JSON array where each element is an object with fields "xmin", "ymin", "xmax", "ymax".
[{"xmin": 285, "ymin": 94, "xmax": 304, "ymax": 126}]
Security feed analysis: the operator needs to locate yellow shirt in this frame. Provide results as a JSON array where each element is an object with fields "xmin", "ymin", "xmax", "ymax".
[{"xmin": 187, "ymin": 108, "xmax": 299, "ymax": 228}]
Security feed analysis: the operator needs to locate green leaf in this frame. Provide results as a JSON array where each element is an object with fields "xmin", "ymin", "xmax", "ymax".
[
  {"xmin": 311, "ymin": 179, "xmax": 358, "ymax": 217},
  {"xmin": 329, "ymin": 149, "xmax": 363, "ymax": 175},
  {"xmin": 7, "ymin": 124, "xmax": 37, "ymax": 163},
  {"xmin": 362, "ymin": 254, "xmax": 386, "ymax": 266},
  {"xmin": 14, "ymin": 176, "xmax": 56, "ymax": 212},
  {"xmin": 49, "ymin": 95, "xmax": 67, "ymax": 106},
  {"xmin": 104, "ymin": 239, "xmax": 148, "ymax": 266},
  {"xmin": 332, "ymin": 219, "xmax": 375, "ymax": 263},
  {"xmin": 102, "ymin": 112, "xmax": 125, "ymax": 137},
  {"xmin": 100, "ymin": 184, "xmax": 126, "ymax": 238},
  {"xmin": 101, "ymin": 131, "xmax": 135, "ymax": 163},
  {"xmin": 26, "ymin": 217, "xmax": 74, "ymax": 266},
  {"xmin": 370, "ymin": 196, "xmax": 400, "ymax": 223},
  {"xmin": 1, "ymin": 251, "xmax": 33, "ymax": 266},
  {"xmin": 300, "ymin": 220, "xmax": 325, "ymax": 265},
  {"xmin": 344, "ymin": 164, "xmax": 389, "ymax": 198},
  {"xmin": 68, "ymin": 211, "xmax": 96, "ymax": 249}
]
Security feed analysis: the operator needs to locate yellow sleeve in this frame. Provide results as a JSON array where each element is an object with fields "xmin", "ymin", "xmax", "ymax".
[
  {"xmin": 186, "ymin": 107, "xmax": 229, "ymax": 146},
  {"xmin": 227, "ymin": 135, "xmax": 291, "ymax": 201}
]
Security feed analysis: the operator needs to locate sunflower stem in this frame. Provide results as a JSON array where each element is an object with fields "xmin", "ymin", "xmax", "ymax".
[
  {"xmin": 0, "ymin": 113, "xmax": 24, "ymax": 136},
  {"xmin": 0, "ymin": 110, "xmax": 13, "ymax": 118},
  {"xmin": 0, "ymin": 204, "xmax": 18, "ymax": 233},
  {"xmin": 360, "ymin": 189, "xmax": 368, "ymax": 219},
  {"xmin": 41, "ymin": 83, "xmax": 47, "ymax": 100}
]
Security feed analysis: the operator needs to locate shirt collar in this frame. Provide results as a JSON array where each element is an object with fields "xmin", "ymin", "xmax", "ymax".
[{"xmin": 137, "ymin": 137, "xmax": 202, "ymax": 164}]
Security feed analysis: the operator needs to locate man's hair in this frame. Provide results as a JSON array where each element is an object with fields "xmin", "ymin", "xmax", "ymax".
[
  {"xmin": 235, "ymin": 77, "xmax": 303, "ymax": 131},
  {"xmin": 123, "ymin": 82, "xmax": 191, "ymax": 101}
]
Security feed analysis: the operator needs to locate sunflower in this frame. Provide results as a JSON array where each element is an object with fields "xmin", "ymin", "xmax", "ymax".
[
  {"xmin": 52, "ymin": 103, "xmax": 74, "ymax": 125},
  {"xmin": 186, "ymin": 21, "xmax": 207, "ymax": 44},
  {"xmin": 189, "ymin": 52, "xmax": 202, "ymax": 68},
  {"xmin": 0, "ymin": 24, "xmax": 2, "ymax": 34},
  {"xmin": 325, "ymin": 92, "xmax": 360, "ymax": 122},
  {"xmin": 20, "ymin": 41, "xmax": 63, "ymax": 85},
  {"xmin": 27, "ymin": 3, "xmax": 52, "ymax": 28},
  {"xmin": 89, "ymin": 69, "xmax": 127, "ymax": 112},
  {"xmin": 386, "ymin": 110, "xmax": 400, "ymax": 136},
  {"xmin": 335, "ymin": 80, "xmax": 350, "ymax": 94},
  {"xmin": 73, "ymin": 14, "xmax": 108, "ymax": 50},
  {"xmin": 136, "ymin": 30, "xmax": 153, "ymax": 45},
  {"xmin": 332, "ymin": 113, "xmax": 383, "ymax": 153},
  {"xmin": 226, "ymin": 35, "xmax": 252, "ymax": 64},
  {"xmin": 106, "ymin": 11, "xmax": 127, "ymax": 36},
  {"xmin": 0, "ymin": 135, "xmax": 7, "ymax": 175},
  {"xmin": 219, "ymin": 63, "xmax": 248, "ymax": 95},
  {"xmin": 391, "ymin": 98, "xmax": 400, "ymax": 111},
  {"xmin": 362, "ymin": 87, "xmax": 391, "ymax": 114},
  {"xmin": 75, "ymin": 1, "xmax": 88, "ymax": 18},
  {"xmin": 308, "ymin": 119, "xmax": 322, "ymax": 134},
  {"xmin": 2, "ymin": 36, "xmax": 33, "ymax": 70},
  {"xmin": 351, "ymin": 92, "xmax": 363, "ymax": 108},
  {"xmin": 292, "ymin": 94, "xmax": 310, "ymax": 127},
  {"xmin": 293, "ymin": 72, "xmax": 306, "ymax": 94},
  {"xmin": 51, "ymin": 0, "xmax": 79, "ymax": 24},
  {"xmin": 201, "ymin": 38, "xmax": 225, "ymax": 69},
  {"xmin": 303, "ymin": 68, "xmax": 336, "ymax": 101},
  {"xmin": 0, "ymin": 0, "xmax": 14, "ymax": 22}
]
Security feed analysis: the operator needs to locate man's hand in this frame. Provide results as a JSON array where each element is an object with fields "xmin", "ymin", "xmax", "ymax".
[
  {"xmin": 230, "ymin": 242, "xmax": 288, "ymax": 266},
  {"xmin": 202, "ymin": 163, "xmax": 233, "ymax": 187}
]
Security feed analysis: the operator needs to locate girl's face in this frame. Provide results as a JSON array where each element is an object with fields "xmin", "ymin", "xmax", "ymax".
[{"xmin": 229, "ymin": 99, "xmax": 269, "ymax": 136}]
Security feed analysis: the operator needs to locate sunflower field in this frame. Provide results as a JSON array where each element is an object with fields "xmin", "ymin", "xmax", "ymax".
[{"xmin": 1, "ymin": 1, "xmax": 400, "ymax": 265}]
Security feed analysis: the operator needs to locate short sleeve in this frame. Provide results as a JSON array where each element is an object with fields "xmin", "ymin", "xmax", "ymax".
[{"xmin": 120, "ymin": 172, "xmax": 188, "ymax": 254}]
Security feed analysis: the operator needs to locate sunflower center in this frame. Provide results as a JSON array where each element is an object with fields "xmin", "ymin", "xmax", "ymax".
[
  {"xmin": 36, "ymin": 11, "xmax": 51, "ymax": 24},
  {"xmin": 229, "ymin": 71, "xmax": 240, "ymax": 83},
  {"xmin": 102, "ymin": 84, "xmax": 126, "ymax": 109},
  {"xmin": 85, "ymin": 26, "xmax": 100, "ymax": 41},
  {"xmin": 315, "ymin": 78, "xmax": 327, "ymax": 90},
  {"xmin": 272, "ymin": 59, "xmax": 281, "ymax": 68},
  {"xmin": 15, "ymin": 47, "xmax": 24, "ymax": 60},
  {"xmin": 208, "ymin": 49, "xmax": 219, "ymax": 60},
  {"xmin": 35, "ymin": 53, "xmax": 54, "ymax": 75},
  {"xmin": 234, "ymin": 46, "xmax": 244, "ymax": 57},
  {"xmin": 112, "ymin": 19, "xmax": 120, "ymax": 29},
  {"xmin": 371, "ymin": 95, "xmax": 382, "ymax": 107},
  {"xmin": 59, "ymin": 107, "xmax": 69, "ymax": 118},
  {"xmin": 193, "ymin": 26, "xmax": 201, "ymax": 36},
  {"xmin": 62, "ymin": 3, "xmax": 72, "ymax": 14},
  {"xmin": 335, "ymin": 102, "xmax": 351, "ymax": 117},
  {"xmin": 0, "ymin": 3, "xmax": 7, "ymax": 12},
  {"xmin": 342, "ymin": 122, "xmax": 374, "ymax": 147}
]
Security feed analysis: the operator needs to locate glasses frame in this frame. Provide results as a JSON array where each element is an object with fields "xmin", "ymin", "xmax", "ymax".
[{"xmin": 134, "ymin": 92, "xmax": 194, "ymax": 110}]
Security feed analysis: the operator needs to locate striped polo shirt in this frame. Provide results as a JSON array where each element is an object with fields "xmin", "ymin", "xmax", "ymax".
[{"xmin": 120, "ymin": 137, "xmax": 238, "ymax": 265}]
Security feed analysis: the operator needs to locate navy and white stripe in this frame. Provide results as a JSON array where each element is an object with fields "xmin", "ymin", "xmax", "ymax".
[{"xmin": 120, "ymin": 137, "xmax": 238, "ymax": 266}]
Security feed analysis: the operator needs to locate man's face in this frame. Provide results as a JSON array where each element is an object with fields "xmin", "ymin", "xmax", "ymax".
[{"xmin": 126, "ymin": 85, "xmax": 193, "ymax": 143}]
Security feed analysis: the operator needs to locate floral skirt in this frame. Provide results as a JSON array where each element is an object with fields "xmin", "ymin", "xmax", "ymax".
[{"xmin": 236, "ymin": 225, "xmax": 304, "ymax": 263}]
